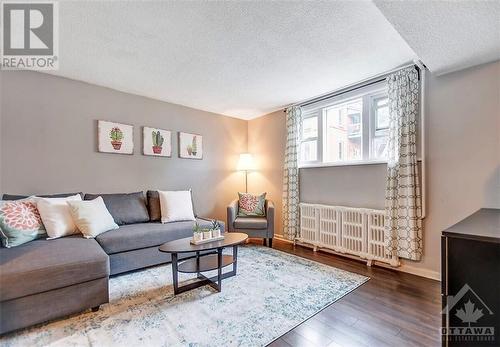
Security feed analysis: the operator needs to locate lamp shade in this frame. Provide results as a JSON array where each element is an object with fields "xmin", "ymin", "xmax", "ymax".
[{"xmin": 237, "ymin": 153, "xmax": 255, "ymax": 171}]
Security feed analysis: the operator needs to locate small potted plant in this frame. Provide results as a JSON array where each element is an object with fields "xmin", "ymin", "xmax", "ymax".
[
  {"xmin": 192, "ymin": 222, "xmax": 203, "ymax": 242},
  {"xmin": 152, "ymin": 130, "xmax": 164, "ymax": 154},
  {"xmin": 211, "ymin": 220, "xmax": 221, "ymax": 238},
  {"xmin": 202, "ymin": 227, "xmax": 212, "ymax": 240},
  {"xmin": 109, "ymin": 127, "xmax": 123, "ymax": 150}
]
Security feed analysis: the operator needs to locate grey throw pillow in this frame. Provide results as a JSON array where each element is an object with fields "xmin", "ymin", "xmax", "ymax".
[{"xmin": 84, "ymin": 192, "xmax": 149, "ymax": 225}]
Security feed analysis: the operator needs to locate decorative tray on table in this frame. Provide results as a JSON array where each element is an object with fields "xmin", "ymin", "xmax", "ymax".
[{"xmin": 190, "ymin": 235, "xmax": 225, "ymax": 245}]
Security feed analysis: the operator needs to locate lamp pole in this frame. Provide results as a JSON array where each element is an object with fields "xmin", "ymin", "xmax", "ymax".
[{"xmin": 245, "ymin": 170, "xmax": 248, "ymax": 193}]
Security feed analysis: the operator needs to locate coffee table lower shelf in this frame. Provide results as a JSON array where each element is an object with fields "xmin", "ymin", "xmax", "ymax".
[
  {"xmin": 178, "ymin": 254, "xmax": 234, "ymax": 273},
  {"xmin": 171, "ymin": 247, "xmax": 238, "ymax": 295}
]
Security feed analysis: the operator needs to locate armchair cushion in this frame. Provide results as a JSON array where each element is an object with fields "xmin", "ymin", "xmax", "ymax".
[{"xmin": 234, "ymin": 217, "xmax": 267, "ymax": 230}]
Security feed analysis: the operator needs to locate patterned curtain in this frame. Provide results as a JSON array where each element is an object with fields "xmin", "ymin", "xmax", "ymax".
[
  {"xmin": 282, "ymin": 106, "xmax": 302, "ymax": 240},
  {"xmin": 384, "ymin": 67, "xmax": 423, "ymax": 261}
]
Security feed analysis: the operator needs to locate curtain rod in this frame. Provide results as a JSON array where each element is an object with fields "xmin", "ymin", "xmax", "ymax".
[{"xmin": 285, "ymin": 60, "xmax": 424, "ymax": 111}]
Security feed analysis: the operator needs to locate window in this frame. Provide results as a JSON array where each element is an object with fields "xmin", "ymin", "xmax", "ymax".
[{"xmin": 299, "ymin": 83, "xmax": 392, "ymax": 167}]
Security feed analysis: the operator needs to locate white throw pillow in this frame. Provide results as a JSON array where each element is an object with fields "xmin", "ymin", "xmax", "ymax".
[
  {"xmin": 67, "ymin": 197, "xmax": 119, "ymax": 238},
  {"xmin": 158, "ymin": 190, "xmax": 195, "ymax": 223},
  {"xmin": 36, "ymin": 194, "xmax": 82, "ymax": 239}
]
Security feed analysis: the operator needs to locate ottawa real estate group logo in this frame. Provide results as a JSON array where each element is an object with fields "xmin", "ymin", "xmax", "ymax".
[
  {"xmin": 1, "ymin": 1, "xmax": 58, "ymax": 70},
  {"xmin": 442, "ymin": 284, "xmax": 496, "ymax": 344}
]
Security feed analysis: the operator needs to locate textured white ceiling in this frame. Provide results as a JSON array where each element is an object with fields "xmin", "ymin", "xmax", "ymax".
[
  {"xmin": 48, "ymin": 1, "xmax": 416, "ymax": 119},
  {"xmin": 375, "ymin": 0, "xmax": 500, "ymax": 75}
]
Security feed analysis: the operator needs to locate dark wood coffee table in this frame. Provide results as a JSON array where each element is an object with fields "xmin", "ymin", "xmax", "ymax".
[{"xmin": 159, "ymin": 232, "xmax": 248, "ymax": 294}]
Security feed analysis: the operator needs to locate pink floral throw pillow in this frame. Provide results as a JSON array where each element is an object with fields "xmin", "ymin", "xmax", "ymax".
[
  {"xmin": 0, "ymin": 200, "xmax": 46, "ymax": 248},
  {"xmin": 237, "ymin": 192, "xmax": 266, "ymax": 217}
]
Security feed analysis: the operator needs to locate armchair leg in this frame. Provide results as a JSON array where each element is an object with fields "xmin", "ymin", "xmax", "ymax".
[
  {"xmin": 263, "ymin": 238, "xmax": 267, "ymax": 247},
  {"xmin": 268, "ymin": 238, "xmax": 273, "ymax": 248}
]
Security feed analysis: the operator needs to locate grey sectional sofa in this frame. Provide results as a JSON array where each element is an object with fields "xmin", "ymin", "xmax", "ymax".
[{"xmin": 0, "ymin": 191, "xmax": 223, "ymax": 334}]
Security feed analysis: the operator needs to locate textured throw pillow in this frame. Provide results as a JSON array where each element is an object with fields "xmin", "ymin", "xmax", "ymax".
[
  {"xmin": 67, "ymin": 197, "xmax": 119, "ymax": 238},
  {"xmin": 238, "ymin": 192, "xmax": 267, "ymax": 217},
  {"xmin": 36, "ymin": 194, "xmax": 82, "ymax": 239},
  {"xmin": 146, "ymin": 190, "xmax": 161, "ymax": 222},
  {"xmin": 84, "ymin": 192, "xmax": 149, "ymax": 225},
  {"xmin": 0, "ymin": 199, "xmax": 46, "ymax": 248},
  {"xmin": 158, "ymin": 190, "xmax": 196, "ymax": 223}
]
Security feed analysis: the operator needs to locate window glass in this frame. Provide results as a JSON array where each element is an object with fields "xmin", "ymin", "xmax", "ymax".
[
  {"xmin": 300, "ymin": 140, "xmax": 317, "ymax": 162},
  {"xmin": 302, "ymin": 117, "xmax": 318, "ymax": 140},
  {"xmin": 372, "ymin": 96, "xmax": 390, "ymax": 160},
  {"xmin": 324, "ymin": 99, "xmax": 362, "ymax": 162},
  {"xmin": 375, "ymin": 97, "xmax": 389, "ymax": 130}
]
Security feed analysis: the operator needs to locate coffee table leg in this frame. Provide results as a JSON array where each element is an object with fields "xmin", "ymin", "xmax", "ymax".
[
  {"xmin": 196, "ymin": 251, "xmax": 201, "ymax": 279},
  {"xmin": 233, "ymin": 245, "xmax": 238, "ymax": 274},
  {"xmin": 217, "ymin": 247, "xmax": 222, "ymax": 292},
  {"xmin": 172, "ymin": 252, "xmax": 179, "ymax": 295}
]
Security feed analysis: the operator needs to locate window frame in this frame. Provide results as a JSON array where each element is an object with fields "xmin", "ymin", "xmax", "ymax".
[{"xmin": 299, "ymin": 82, "xmax": 392, "ymax": 168}]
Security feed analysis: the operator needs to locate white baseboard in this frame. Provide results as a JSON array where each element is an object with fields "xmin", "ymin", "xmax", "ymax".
[
  {"xmin": 274, "ymin": 235, "xmax": 441, "ymax": 281},
  {"xmin": 396, "ymin": 264, "xmax": 441, "ymax": 281}
]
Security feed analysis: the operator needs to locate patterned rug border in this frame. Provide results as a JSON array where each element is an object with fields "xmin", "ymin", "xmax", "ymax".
[{"xmin": 262, "ymin": 248, "xmax": 370, "ymax": 345}]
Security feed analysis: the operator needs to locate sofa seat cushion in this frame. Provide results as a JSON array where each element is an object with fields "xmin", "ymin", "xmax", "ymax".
[
  {"xmin": 95, "ymin": 219, "xmax": 214, "ymax": 255},
  {"xmin": 0, "ymin": 236, "xmax": 109, "ymax": 301},
  {"xmin": 234, "ymin": 217, "xmax": 267, "ymax": 230}
]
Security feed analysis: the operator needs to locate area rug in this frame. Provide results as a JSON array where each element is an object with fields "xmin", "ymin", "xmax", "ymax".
[{"xmin": 1, "ymin": 246, "xmax": 368, "ymax": 347}]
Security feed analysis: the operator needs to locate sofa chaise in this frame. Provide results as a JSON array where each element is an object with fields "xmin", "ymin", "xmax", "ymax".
[{"xmin": 0, "ymin": 191, "xmax": 223, "ymax": 334}]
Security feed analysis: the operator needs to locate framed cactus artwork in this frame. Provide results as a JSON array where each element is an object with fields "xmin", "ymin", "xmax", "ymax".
[
  {"xmin": 178, "ymin": 132, "xmax": 203, "ymax": 159},
  {"xmin": 143, "ymin": 127, "xmax": 172, "ymax": 157},
  {"xmin": 97, "ymin": 120, "xmax": 134, "ymax": 154}
]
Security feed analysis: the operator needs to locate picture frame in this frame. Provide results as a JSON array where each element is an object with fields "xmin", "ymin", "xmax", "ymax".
[
  {"xmin": 178, "ymin": 132, "xmax": 203, "ymax": 159},
  {"xmin": 143, "ymin": 127, "xmax": 172, "ymax": 157},
  {"xmin": 98, "ymin": 120, "xmax": 134, "ymax": 154}
]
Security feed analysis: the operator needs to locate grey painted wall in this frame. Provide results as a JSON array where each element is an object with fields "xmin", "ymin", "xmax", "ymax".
[
  {"xmin": 0, "ymin": 71, "xmax": 248, "ymax": 222},
  {"xmin": 249, "ymin": 61, "xmax": 500, "ymax": 275}
]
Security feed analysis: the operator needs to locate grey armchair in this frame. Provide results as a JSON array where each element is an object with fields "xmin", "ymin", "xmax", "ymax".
[{"xmin": 227, "ymin": 199, "xmax": 275, "ymax": 247}]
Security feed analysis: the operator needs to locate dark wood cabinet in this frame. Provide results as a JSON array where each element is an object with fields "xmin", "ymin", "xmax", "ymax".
[{"xmin": 441, "ymin": 208, "xmax": 500, "ymax": 346}]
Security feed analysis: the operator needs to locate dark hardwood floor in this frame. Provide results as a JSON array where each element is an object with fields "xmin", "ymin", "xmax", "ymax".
[{"xmin": 265, "ymin": 239, "xmax": 441, "ymax": 347}]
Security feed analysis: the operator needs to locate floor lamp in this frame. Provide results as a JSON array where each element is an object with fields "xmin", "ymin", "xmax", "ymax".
[{"xmin": 237, "ymin": 153, "xmax": 255, "ymax": 193}]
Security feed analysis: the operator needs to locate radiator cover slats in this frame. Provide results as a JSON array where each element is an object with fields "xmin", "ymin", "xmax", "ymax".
[{"xmin": 299, "ymin": 203, "xmax": 399, "ymax": 267}]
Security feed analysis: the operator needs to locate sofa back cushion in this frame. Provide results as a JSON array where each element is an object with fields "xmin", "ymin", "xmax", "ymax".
[
  {"xmin": 2, "ymin": 192, "xmax": 83, "ymax": 201},
  {"xmin": 84, "ymin": 192, "xmax": 149, "ymax": 225}
]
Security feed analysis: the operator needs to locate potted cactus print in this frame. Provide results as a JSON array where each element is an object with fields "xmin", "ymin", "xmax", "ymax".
[
  {"xmin": 179, "ymin": 132, "xmax": 203, "ymax": 159},
  {"xmin": 152, "ymin": 130, "xmax": 164, "ymax": 154},
  {"xmin": 191, "ymin": 136, "xmax": 198, "ymax": 156},
  {"xmin": 109, "ymin": 127, "xmax": 124, "ymax": 150},
  {"xmin": 98, "ymin": 121, "xmax": 133, "ymax": 154},
  {"xmin": 142, "ymin": 127, "xmax": 171, "ymax": 157}
]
